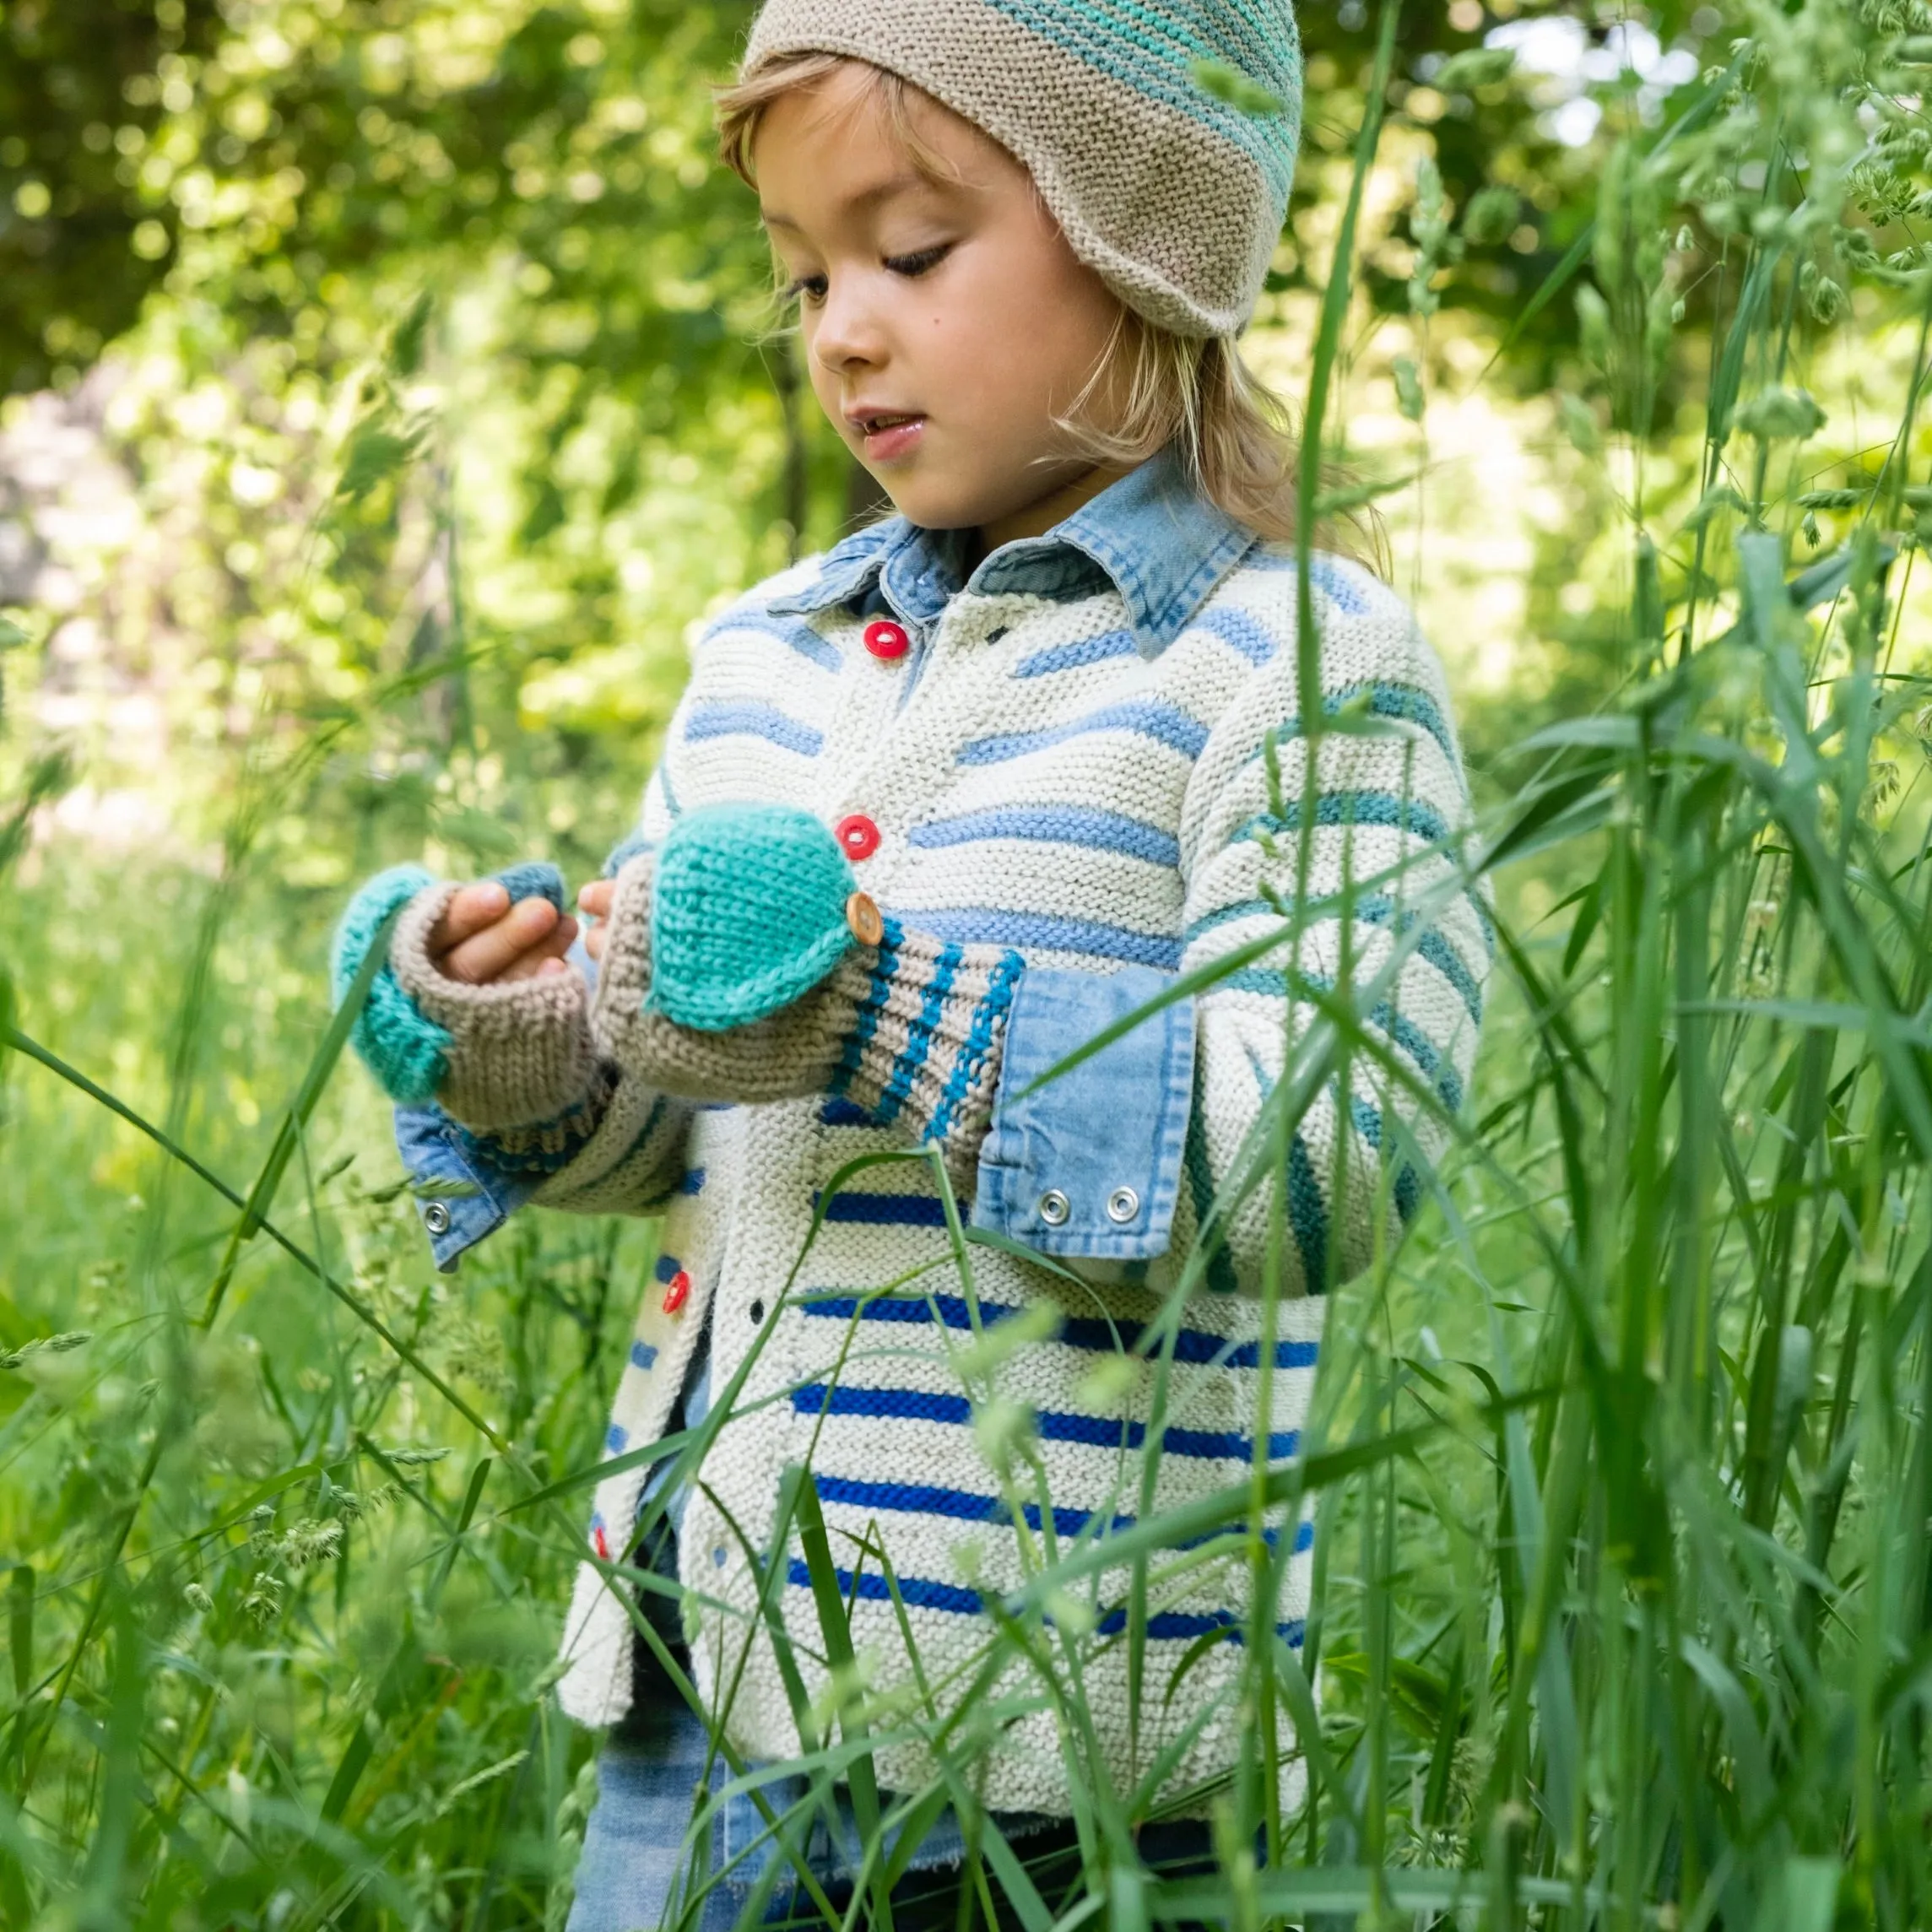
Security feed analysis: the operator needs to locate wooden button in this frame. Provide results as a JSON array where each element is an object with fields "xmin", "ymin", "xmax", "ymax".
[
  {"xmin": 835, "ymin": 814, "xmax": 881, "ymax": 861},
  {"xmin": 863, "ymin": 620, "xmax": 910, "ymax": 660},
  {"xmin": 846, "ymin": 890, "xmax": 884, "ymax": 946}
]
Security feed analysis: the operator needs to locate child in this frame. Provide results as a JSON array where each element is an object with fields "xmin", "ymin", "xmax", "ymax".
[{"xmin": 332, "ymin": 3, "xmax": 1486, "ymax": 1923}]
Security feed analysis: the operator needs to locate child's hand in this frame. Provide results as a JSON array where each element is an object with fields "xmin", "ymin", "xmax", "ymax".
[
  {"xmin": 429, "ymin": 881, "xmax": 580, "ymax": 985},
  {"xmin": 576, "ymin": 879, "xmax": 614, "ymax": 962}
]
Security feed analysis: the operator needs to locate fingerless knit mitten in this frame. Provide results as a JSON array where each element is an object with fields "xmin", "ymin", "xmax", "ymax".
[
  {"xmin": 591, "ymin": 806, "xmax": 1025, "ymax": 1187},
  {"xmin": 333, "ymin": 861, "xmax": 599, "ymax": 1134}
]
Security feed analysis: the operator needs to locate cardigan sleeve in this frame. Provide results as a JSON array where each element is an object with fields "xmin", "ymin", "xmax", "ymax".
[{"xmin": 1171, "ymin": 577, "xmax": 1490, "ymax": 1295}]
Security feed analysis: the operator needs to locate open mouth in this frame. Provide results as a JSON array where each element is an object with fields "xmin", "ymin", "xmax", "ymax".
[{"xmin": 852, "ymin": 411, "xmax": 927, "ymax": 461}]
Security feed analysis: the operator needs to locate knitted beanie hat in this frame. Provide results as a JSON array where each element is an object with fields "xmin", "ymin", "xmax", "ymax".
[{"xmin": 741, "ymin": 0, "xmax": 1302, "ymax": 339}]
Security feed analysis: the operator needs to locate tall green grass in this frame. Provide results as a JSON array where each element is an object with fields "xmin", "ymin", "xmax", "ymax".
[{"xmin": 4, "ymin": 0, "xmax": 1932, "ymax": 1924}]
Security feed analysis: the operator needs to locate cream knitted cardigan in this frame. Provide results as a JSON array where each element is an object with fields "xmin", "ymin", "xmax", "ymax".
[{"xmin": 411, "ymin": 541, "xmax": 1486, "ymax": 1819}]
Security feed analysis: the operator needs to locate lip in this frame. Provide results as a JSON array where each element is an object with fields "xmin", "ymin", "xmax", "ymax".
[{"xmin": 847, "ymin": 406, "xmax": 927, "ymax": 464}]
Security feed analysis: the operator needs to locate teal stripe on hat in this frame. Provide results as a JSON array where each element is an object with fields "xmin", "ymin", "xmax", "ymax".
[{"xmin": 988, "ymin": 0, "xmax": 1301, "ymax": 202}]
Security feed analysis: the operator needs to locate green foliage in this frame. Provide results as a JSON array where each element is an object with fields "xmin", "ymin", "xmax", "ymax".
[{"xmin": 6, "ymin": 0, "xmax": 1932, "ymax": 1927}]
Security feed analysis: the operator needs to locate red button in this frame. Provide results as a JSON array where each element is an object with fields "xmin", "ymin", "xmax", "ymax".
[
  {"xmin": 663, "ymin": 1269, "xmax": 690, "ymax": 1313},
  {"xmin": 863, "ymin": 620, "xmax": 910, "ymax": 660},
  {"xmin": 835, "ymin": 814, "xmax": 881, "ymax": 861}
]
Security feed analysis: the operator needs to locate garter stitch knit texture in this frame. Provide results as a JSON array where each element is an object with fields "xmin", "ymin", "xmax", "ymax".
[
  {"xmin": 649, "ymin": 802, "xmax": 858, "ymax": 1031},
  {"xmin": 343, "ymin": 495, "xmax": 1488, "ymax": 1820},
  {"xmin": 743, "ymin": 0, "xmax": 1302, "ymax": 337}
]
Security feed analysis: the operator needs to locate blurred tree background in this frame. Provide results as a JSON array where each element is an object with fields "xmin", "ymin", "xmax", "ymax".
[{"xmin": 5, "ymin": 1, "xmax": 1932, "ymax": 1927}]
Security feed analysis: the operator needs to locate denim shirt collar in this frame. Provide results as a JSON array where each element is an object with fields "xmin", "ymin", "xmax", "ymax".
[{"xmin": 768, "ymin": 447, "xmax": 1255, "ymax": 657}]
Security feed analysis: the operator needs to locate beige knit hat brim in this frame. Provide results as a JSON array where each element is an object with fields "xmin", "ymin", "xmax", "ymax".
[{"xmin": 746, "ymin": 0, "xmax": 1280, "ymax": 338}]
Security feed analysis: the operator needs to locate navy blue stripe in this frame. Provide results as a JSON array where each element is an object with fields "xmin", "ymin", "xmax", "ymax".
[
  {"xmin": 819, "ymin": 1096, "xmax": 879, "ymax": 1128},
  {"xmin": 811, "ymin": 1191, "xmax": 949, "ymax": 1227},
  {"xmin": 958, "ymin": 700, "xmax": 1208, "ymax": 766},
  {"xmin": 792, "ymin": 1384, "xmax": 1297, "ymax": 1460},
  {"xmin": 1012, "ymin": 628, "xmax": 1137, "ymax": 677},
  {"xmin": 1240, "ymin": 791, "xmax": 1453, "ymax": 847},
  {"xmin": 683, "ymin": 701, "xmax": 824, "ymax": 757},
  {"xmin": 911, "ymin": 908, "xmax": 1182, "ymax": 969},
  {"xmin": 701, "ymin": 609, "xmax": 842, "ymax": 674},
  {"xmin": 812, "ymin": 1474, "xmax": 1310, "ymax": 1556},
  {"xmin": 908, "ymin": 806, "xmax": 1179, "ymax": 867},
  {"xmin": 799, "ymin": 1294, "xmax": 1318, "ymax": 1369},
  {"xmin": 787, "ymin": 1557, "xmax": 1307, "ymax": 1647}
]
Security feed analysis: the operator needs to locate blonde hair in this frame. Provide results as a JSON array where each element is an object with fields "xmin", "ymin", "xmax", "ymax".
[{"xmin": 716, "ymin": 52, "xmax": 1379, "ymax": 565}]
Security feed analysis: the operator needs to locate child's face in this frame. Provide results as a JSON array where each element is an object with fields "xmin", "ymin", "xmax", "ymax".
[{"xmin": 755, "ymin": 64, "xmax": 1128, "ymax": 549}]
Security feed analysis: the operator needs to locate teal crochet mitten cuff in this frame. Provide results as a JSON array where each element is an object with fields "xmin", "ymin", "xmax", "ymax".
[{"xmin": 332, "ymin": 862, "xmax": 597, "ymax": 1130}]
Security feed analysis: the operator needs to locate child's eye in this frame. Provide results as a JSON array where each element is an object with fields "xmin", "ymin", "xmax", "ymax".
[
  {"xmin": 884, "ymin": 244, "xmax": 951, "ymax": 279},
  {"xmin": 784, "ymin": 273, "xmax": 828, "ymax": 306}
]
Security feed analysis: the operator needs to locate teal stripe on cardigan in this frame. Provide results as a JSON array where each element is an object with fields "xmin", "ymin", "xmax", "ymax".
[{"xmin": 1239, "ymin": 791, "xmax": 1454, "ymax": 847}]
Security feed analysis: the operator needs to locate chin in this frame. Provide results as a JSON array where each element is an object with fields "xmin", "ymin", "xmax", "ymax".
[{"xmin": 874, "ymin": 474, "xmax": 1015, "ymax": 533}]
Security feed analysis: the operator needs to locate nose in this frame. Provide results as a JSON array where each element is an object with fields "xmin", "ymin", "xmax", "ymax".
[{"xmin": 809, "ymin": 273, "xmax": 885, "ymax": 377}]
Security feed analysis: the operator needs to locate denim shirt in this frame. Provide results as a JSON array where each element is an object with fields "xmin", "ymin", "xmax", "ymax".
[{"xmin": 395, "ymin": 451, "xmax": 1253, "ymax": 1273}]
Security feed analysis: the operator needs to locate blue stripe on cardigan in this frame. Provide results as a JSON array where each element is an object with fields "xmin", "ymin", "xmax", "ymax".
[
  {"xmin": 701, "ymin": 609, "xmax": 842, "ymax": 674},
  {"xmin": 798, "ymin": 1293, "xmax": 1319, "ymax": 1370},
  {"xmin": 684, "ymin": 701, "xmax": 824, "ymax": 757},
  {"xmin": 812, "ymin": 1473, "xmax": 1312, "ymax": 1555},
  {"xmin": 958, "ymin": 699, "xmax": 1208, "ymax": 766},
  {"xmin": 786, "ymin": 1557, "xmax": 1307, "ymax": 1646},
  {"xmin": 1239, "ymin": 790, "xmax": 1453, "ymax": 847},
  {"xmin": 792, "ymin": 1383, "xmax": 1298, "ymax": 1461},
  {"xmin": 1012, "ymin": 629, "xmax": 1137, "ymax": 677},
  {"xmin": 908, "ymin": 805, "xmax": 1180, "ymax": 867},
  {"xmin": 910, "ymin": 908, "xmax": 1182, "ymax": 969}
]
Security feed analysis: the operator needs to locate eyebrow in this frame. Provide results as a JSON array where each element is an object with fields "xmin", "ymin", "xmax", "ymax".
[{"xmin": 760, "ymin": 170, "xmax": 936, "ymax": 232}]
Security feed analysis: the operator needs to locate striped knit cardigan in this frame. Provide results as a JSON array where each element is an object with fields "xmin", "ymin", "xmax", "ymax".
[{"xmin": 479, "ymin": 528, "xmax": 1486, "ymax": 1819}]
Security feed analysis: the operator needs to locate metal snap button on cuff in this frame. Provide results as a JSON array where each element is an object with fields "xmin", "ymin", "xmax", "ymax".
[
  {"xmin": 1106, "ymin": 1187, "xmax": 1139, "ymax": 1225},
  {"xmin": 421, "ymin": 1201, "xmax": 452, "ymax": 1237},
  {"xmin": 1038, "ymin": 1188, "xmax": 1071, "ymax": 1227}
]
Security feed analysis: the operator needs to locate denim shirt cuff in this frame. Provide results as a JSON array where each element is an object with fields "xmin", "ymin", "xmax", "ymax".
[
  {"xmin": 393, "ymin": 1104, "xmax": 541, "ymax": 1271},
  {"xmin": 971, "ymin": 966, "xmax": 1194, "ymax": 1260}
]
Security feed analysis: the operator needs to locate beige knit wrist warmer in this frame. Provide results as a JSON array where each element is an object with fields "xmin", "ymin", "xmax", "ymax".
[
  {"xmin": 589, "ymin": 853, "xmax": 1025, "ymax": 1184},
  {"xmin": 390, "ymin": 883, "xmax": 599, "ymax": 1133}
]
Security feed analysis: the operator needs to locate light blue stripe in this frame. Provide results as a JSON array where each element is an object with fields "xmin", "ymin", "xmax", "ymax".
[
  {"xmin": 908, "ymin": 806, "xmax": 1179, "ymax": 867},
  {"xmin": 605, "ymin": 1424, "xmax": 630, "ymax": 1453},
  {"xmin": 1187, "ymin": 891, "xmax": 1486, "ymax": 1025},
  {"xmin": 684, "ymin": 701, "xmax": 824, "ymax": 757},
  {"xmin": 629, "ymin": 1339, "xmax": 659, "ymax": 1372},
  {"xmin": 1237, "ymin": 682, "xmax": 1457, "ymax": 766},
  {"xmin": 912, "ymin": 907, "xmax": 1181, "ymax": 968},
  {"xmin": 1013, "ymin": 628, "xmax": 1137, "ymax": 677},
  {"xmin": 959, "ymin": 699, "xmax": 1208, "ymax": 766},
  {"xmin": 1193, "ymin": 604, "xmax": 1276, "ymax": 665},
  {"xmin": 701, "ymin": 609, "xmax": 842, "ymax": 674},
  {"xmin": 1241, "ymin": 552, "xmax": 1374, "ymax": 614},
  {"xmin": 1240, "ymin": 791, "xmax": 1453, "ymax": 847}
]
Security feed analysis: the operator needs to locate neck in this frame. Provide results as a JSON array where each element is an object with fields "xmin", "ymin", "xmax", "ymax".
[{"xmin": 966, "ymin": 460, "xmax": 1134, "ymax": 569}]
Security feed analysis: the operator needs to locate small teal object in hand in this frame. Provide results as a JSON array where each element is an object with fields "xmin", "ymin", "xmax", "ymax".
[
  {"xmin": 331, "ymin": 864, "xmax": 452, "ymax": 1103},
  {"xmin": 649, "ymin": 804, "xmax": 858, "ymax": 1031}
]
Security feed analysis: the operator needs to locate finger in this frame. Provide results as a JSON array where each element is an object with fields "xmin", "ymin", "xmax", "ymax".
[
  {"xmin": 428, "ymin": 880, "xmax": 511, "ymax": 958},
  {"xmin": 584, "ymin": 923, "xmax": 606, "ymax": 963},
  {"xmin": 493, "ymin": 917, "xmax": 582, "ymax": 983},
  {"xmin": 577, "ymin": 879, "xmax": 615, "ymax": 919},
  {"xmin": 440, "ymin": 896, "xmax": 560, "ymax": 984}
]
